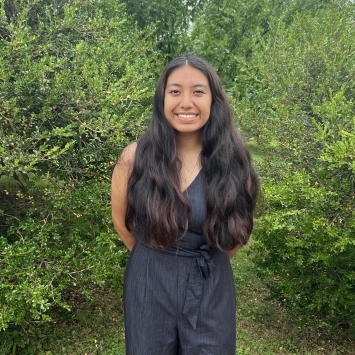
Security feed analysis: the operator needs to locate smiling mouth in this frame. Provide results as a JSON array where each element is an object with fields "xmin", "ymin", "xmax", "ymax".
[{"xmin": 175, "ymin": 114, "xmax": 198, "ymax": 119}]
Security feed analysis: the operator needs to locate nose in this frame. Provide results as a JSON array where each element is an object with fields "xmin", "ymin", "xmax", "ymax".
[{"xmin": 180, "ymin": 93, "xmax": 193, "ymax": 109}]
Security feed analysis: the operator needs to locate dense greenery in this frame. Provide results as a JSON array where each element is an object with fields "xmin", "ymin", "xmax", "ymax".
[
  {"xmin": 188, "ymin": 0, "xmax": 333, "ymax": 88},
  {"xmin": 1, "ymin": 0, "xmax": 355, "ymax": 352},
  {"xmin": 0, "ymin": 0, "xmax": 159, "ymax": 335},
  {"xmin": 119, "ymin": 0, "xmax": 207, "ymax": 60},
  {"xmin": 244, "ymin": 4, "xmax": 355, "ymax": 326}
]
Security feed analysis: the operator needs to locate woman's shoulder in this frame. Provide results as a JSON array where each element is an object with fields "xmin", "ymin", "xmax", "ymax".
[
  {"xmin": 117, "ymin": 141, "xmax": 138, "ymax": 166},
  {"xmin": 112, "ymin": 142, "xmax": 138, "ymax": 181}
]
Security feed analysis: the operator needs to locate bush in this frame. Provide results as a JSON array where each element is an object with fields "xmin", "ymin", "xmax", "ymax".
[
  {"xmin": 241, "ymin": 2, "xmax": 355, "ymax": 326},
  {"xmin": 0, "ymin": 0, "xmax": 160, "ymax": 333}
]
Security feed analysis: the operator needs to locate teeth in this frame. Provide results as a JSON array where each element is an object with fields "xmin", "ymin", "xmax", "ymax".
[{"xmin": 177, "ymin": 114, "xmax": 197, "ymax": 118}]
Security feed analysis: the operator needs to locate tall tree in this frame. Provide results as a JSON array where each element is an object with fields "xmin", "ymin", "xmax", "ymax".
[
  {"xmin": 189, "ymin": 0, "xmax": 333, "ymax": 88},
  {"xmin": 120, "ymin": 0, "xmax": 207, "ymax": 60}
]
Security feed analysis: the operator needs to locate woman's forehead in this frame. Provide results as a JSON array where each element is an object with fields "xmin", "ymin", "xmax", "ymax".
[{"xmin": 166, "ymin": 66, "xmax": 209, "ymax": 86}]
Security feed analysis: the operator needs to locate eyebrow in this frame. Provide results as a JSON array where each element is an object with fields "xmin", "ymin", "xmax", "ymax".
[{"xmin": 166, "ymin": 83, "xmax": 209, "ymax": 89}]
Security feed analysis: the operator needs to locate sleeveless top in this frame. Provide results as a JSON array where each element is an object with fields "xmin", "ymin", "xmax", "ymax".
[
  {"xmin": 135, "ymin": 169, "xmax": 208, "ymax": 251},
  {"xmin": 177, "ymin": 169, "xmax": 207, "ymax": 250}
]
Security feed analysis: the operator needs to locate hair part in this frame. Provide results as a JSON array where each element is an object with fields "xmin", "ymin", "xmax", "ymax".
[{"xmin": 125, "ymin": 55, "xmax": 259, "ymax": 250}]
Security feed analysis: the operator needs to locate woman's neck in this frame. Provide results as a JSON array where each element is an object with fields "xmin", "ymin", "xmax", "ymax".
[
  {"xmin": 176, "ymin": 131, "xmax": 203, "ymax": 155},
  {"xmin": 175, "ymin": 132, "xmax": 203, "ymax": 192}
]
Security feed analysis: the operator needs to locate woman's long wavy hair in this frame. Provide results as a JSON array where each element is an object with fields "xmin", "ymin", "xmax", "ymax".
[{"xmin": 125, "ymin": 55, "xmax": 259, "ymax": 250}]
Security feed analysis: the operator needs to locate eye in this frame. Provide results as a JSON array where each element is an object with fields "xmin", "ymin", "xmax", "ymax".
[
  {"xmin": 169, "ymin": 89, "xmax": 180, "ymax": 94},
  {"xmin": 194, "ymin": 90, "xmax": 205, "ymax": 95}
]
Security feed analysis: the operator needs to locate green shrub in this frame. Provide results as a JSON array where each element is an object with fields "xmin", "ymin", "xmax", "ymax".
[
  {"xmin": 0, "ymin": 0, "xmax": 160, "ymax": 332},
  {"xmin": 241, "ymin": 2, "xmax": 355, "ymax": 326}
]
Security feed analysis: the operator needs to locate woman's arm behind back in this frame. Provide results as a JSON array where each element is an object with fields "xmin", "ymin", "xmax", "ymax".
[{"xmin": 111, "ymin": 143, "xmax": 137, "ymax": 251}]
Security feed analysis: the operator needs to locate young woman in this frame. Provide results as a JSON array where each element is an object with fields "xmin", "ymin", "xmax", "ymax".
[{"xmin": 111, "ymin": 55, "xmax": 259, "ymax": 355}]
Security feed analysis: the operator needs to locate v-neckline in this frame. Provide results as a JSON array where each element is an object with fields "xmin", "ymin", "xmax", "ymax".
[{"xmin": 182, "ymin": 169, "xmax": 202, "ymax": 194}]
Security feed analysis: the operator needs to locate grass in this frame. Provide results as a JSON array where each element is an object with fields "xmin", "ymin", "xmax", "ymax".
[
  {"xmin": 233, "ymin": 246, "xmax": 354, "ymax": 355},
  {"xmin": 1, "ymin": 246, "xmax": 354, "ymax": 355}
]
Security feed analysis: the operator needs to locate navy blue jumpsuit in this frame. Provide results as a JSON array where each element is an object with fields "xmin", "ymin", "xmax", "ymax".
[{"xmin": 123, "ymin": 170, "xmax": 236, "ymax": 355}]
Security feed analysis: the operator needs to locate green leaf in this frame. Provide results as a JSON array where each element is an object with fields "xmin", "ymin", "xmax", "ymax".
[{"xmin": 349, "ymin": 327, "xmax": 355, "ymax": 340}]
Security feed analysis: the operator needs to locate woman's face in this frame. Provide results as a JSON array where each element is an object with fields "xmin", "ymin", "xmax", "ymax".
[{"xmin": 164, "ymin": 65, "xmax": 212, "ymax": 135}]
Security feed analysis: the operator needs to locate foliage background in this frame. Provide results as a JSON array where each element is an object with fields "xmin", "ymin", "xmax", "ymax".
[
  {"xmin": 1, "ymin": 0, "xmax": 354, "ymax": 353},
  {"xmin": 0, "ymin": 0, "xmax": 159, "ymax": 333}
]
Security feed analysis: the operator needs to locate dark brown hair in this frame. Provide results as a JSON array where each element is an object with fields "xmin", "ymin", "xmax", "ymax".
[{"xmin": 125, "ymin": 55, "xmax": 259, "ymax": 250}]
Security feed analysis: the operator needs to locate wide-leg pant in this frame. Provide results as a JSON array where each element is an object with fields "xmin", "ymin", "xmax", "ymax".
[{"xmin": 123, "ymin": 243, "xmax": 236, "ymax": 355}]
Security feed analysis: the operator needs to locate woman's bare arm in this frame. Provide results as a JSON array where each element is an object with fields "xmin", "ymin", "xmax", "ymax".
[
  {"xmin": 111, "ymin": 143, "xmax": 137, "ymax": 251},
  {"xmin": 226, "ymin": 245, "xmax": 242, "ymax": 259}
]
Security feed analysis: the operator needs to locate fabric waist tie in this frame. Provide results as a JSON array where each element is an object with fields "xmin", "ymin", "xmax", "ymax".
[{"xmin": 139, "ymin": 242, "xmax": 217, "ymax": 329}]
